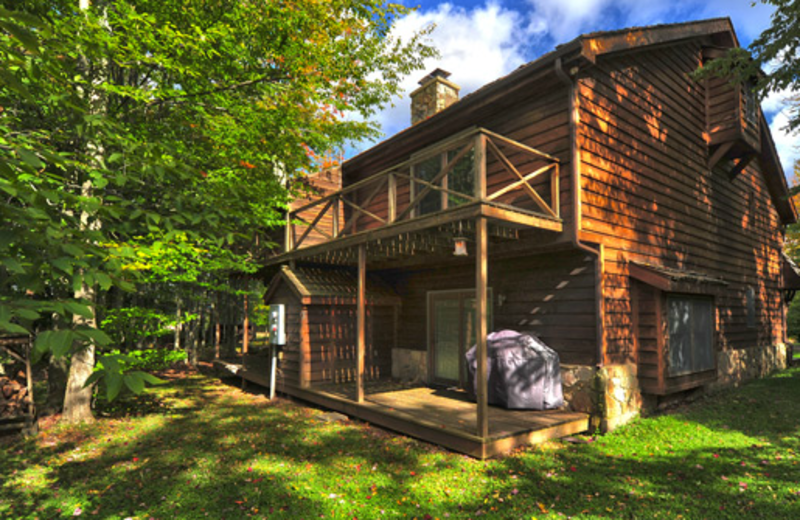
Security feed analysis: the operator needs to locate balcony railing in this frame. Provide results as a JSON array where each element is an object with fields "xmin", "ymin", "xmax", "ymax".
[{"xmin": 286, "ymin": 127, "xmax": 560, "ymax": 253}]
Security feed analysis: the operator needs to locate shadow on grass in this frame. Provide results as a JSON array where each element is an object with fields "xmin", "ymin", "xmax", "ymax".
[{"xmin": 1, "ymin": 369, "xmax": 799, "ymax": 519}]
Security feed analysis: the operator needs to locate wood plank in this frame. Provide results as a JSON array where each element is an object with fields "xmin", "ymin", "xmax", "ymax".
[
  {"xmin": 356, "ymin": 244, "xmax": 366, "ymax": 403},
  {"xmin": 476, "ymin": 216, "xmax": 489, "ymax": 439}
]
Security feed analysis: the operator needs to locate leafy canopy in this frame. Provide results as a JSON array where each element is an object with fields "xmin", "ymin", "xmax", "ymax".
[{"xmin": 0, "ymin": 0, "xmax": 434, "ymax": 395}]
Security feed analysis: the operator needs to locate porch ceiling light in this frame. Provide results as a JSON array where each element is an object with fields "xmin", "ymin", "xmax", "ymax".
[{"xmin": 453, "ymin": 237, "xmax": 468, "ymax": 256}]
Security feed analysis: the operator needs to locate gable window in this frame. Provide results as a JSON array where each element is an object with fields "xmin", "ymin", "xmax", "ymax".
[{"xmin": 667, "ymin": 295, "xmax": 714, "ymax": 376}]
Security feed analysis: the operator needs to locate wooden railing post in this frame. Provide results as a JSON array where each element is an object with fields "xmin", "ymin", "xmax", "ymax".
[
  {"xmin": 356, "ymin": 244, "xmax": 366, "ymax": 403},
  {"xmin": 475, "ymin": 133, "xmax": 487, "ymax": 200},
  {"xmin": 332, "ymin": 197, "xmax": 340, "ymax": 238},
  {"xmin": 476, "ymin": 216, "xmax": 489, "ymax": 439},
  {"xmin": 285, "ymin": 211, "xmax": 294, "ymax": 252},
  {"xmin": 551, "ymin": 164, "xmax": 560, "ymax": 218},
  {"xmin": 388, "ymin": 172, "xmax": 397, "ymax": 223}
]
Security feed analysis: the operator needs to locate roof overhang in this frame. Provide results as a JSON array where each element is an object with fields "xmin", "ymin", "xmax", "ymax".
[
  {"xmin": 758, "ymin": 116, "xmax": 797, "ymax": 224},
  {"xmin": 629, "ymin": 261, "xmax": 728, "ymax": 295},
  {"xmin": 782, "ymin": 253, "xmax": 800, "ymax": 290},
  {"xmin": 264, "ymin": 265, "xmax": 401, "ymax": 306}
]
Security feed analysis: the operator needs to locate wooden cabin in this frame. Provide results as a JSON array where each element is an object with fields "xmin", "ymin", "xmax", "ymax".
[{"xmin": 254, "ymin": 18, "xmax": 797, "ymax": 457}]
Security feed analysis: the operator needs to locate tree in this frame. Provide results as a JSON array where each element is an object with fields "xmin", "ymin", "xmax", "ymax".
[{"xmin": 0, "ymin": 1, "xmax": 434, "ymax": 421}]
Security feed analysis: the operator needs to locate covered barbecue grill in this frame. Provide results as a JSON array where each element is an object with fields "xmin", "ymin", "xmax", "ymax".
[{"xmin": 465, "ymin": 330, "xmax": 563, "ymax": 410}]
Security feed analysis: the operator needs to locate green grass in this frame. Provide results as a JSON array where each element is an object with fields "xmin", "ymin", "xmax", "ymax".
[{"xmin": 2, "ymin": 368, "xmax": 799, "ymax": 519}]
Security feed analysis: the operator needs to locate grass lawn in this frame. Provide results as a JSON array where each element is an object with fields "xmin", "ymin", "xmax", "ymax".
[{"xmin": 1, "ymin": 367, "xmax": 799, "ymax": 519}]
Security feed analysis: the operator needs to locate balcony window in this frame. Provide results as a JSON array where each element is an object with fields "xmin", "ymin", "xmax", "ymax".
[
  {"xmin": 414, "ymin": 155, "xmax": 442, "ymax": 216},
  {"xmin": 447, "ymin": 148, "xmax": 474, "ymax": 207}
]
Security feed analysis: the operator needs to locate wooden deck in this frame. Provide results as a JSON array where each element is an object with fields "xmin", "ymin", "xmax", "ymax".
[{"xmin": 213, "ymin": 356, "xmax": 589, "ymax": 458}]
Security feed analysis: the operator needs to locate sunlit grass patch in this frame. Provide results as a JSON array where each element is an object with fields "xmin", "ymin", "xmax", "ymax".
[{"xmin": 2, "ymin": 367, "xmax": 800, "ymax": 519}]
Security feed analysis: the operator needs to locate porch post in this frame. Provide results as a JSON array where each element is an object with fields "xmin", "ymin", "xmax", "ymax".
[
  {"xmin": 476, "ymin": 216, "xmax": 489, "ymax": 438},
  {"xmin": 356, "ymin": 243, "xmax": 366, "ymax": 403},
  {"xmin": 242, "ymin": 295, "xmax": 249, "ymax": 355}
]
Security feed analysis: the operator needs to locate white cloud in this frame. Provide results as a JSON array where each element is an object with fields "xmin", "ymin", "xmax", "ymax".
[{"xmin": 351, "ymin": 1, "xmax": 543, "ymax": 153}]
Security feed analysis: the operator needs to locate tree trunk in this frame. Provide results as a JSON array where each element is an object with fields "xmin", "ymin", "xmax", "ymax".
[
  {"xmin": 45, "ymin": 355, "xmax": 68, "ymax": 415},
  {"xmin": 62, "ymin": 345, "xmax": 94, "ymax": 423},
  {"xmin": 185, "ymin": 298, "xmax": 198, "ymax": 366},
  {"xmin": 174, "ymin": 294, "xmax": 182, "ymax": 351},
  {"xmin": 62, "ymin": 0, "xmax": 104, "ymax": 424}
]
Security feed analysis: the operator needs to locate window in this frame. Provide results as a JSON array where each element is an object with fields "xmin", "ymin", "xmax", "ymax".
[
  {"xmin": 446, "ymin": 148, "xmax": 474, "ymax": 207},
  {"xmin": 412, "ymin": 147, "xmax": 476, "ymax": 216},
  {"xmin": 414, "ymin": 156, "xmax": 442, "ymax": 216},
  {"xmin": 667, "ymin": 295, "xmax": 714, "ymax": 376}
]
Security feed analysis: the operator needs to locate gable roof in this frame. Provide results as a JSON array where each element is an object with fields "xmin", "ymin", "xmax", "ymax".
[
  {"xmin": 345, "ymin": 17, "xmax": 795, "ymax": 224},
  {"xmin": 264, "ymin": 265, "xmax": 400, "ymax": 306}
]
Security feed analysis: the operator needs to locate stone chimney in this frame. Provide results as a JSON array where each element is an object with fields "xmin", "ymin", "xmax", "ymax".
[{"xmin": 410, "ymin": 68, "xmax": 460, "ymax": 125}]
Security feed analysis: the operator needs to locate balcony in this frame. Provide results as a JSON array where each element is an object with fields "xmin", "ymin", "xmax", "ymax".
[{"xmin": 272, "ymin": 127, "xmax": 562, "ymax": 265}]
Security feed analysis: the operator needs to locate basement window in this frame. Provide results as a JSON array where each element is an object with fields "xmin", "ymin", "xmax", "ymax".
[{"xmin": 667, "ymin": 295, "xmax": 714, "ymax": 376}]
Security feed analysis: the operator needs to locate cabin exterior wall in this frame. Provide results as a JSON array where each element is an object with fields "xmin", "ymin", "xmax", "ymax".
[
  {"xmin": 578, "ymin": 41, "xmax": 787, "ymax": 420},
  {"xmin": 381, "ymin": 249, "xmax": 598, "ymax": 379}
]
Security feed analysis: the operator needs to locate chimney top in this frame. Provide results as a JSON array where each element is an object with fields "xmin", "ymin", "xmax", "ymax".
[
  {"xmin": 418, "ymin": 68, "xmax": 452, "ymax": 85},
  {"xmin": 410, "ymin": 69, "xmax": 460, "ymax": 125}
]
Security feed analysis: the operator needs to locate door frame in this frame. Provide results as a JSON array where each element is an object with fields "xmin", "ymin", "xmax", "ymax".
[{"xmin": 426, "ymin": 288, "xmax": 493, "ymax": 387}]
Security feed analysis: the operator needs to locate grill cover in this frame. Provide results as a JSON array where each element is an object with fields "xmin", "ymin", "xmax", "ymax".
[{"xmin": 465, "ymin": 330, "xmax": 564, "ymax": 410}]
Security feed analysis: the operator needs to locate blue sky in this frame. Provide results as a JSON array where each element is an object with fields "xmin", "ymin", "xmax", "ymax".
[{"xmin": 354, "ymin": 0, "xmax": 797, "ymax": 176}]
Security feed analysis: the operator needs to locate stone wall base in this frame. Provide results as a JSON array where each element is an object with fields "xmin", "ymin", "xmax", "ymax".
[
  {"xmin": 561, "ymin": 363, "xmax": 641, "ymax": 433},
  {"xmin": 392, "ymin": 348, "xmax": 427, "ymax": 384},
  {"xmin": 561, "ymin": 344, "xmax": 789, "ymax": 433},
  {"xmin": 709, "ymin": 343, "xmax": 788, "ymax": 392}
]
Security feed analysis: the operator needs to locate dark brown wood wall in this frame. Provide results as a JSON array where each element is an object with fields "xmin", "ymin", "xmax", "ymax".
[
  {"xmin": 578, "ymin": 42, "xmax": 785, "ymax": 365},
  {"xmin": 633, "ymin": 281, "xmax": 660, "ymax": 391},
  {"xmin": 303, "ymin": 305, "xmax": 394, "ymax": 385},
  {"xmin": 385, "ymin": 249, "xmax": 597, "ymax": 365},
  {"xmin": 268, "ymin": 283, "xmax": 395, "ymax": 386}
]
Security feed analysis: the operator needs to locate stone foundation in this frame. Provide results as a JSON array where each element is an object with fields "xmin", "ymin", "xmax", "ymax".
[
  {"xmin": 709, "ymin": 343, "xmax": 788, "ymax": 391},
  {"xmin": 597, "ymin": 364, "xmax": 641, "ymax": 431},
  {"xmin": 392, "ymin": 348, "xmax": 427, "ymax": 384},
  {"xmin": 560, "ymin": 363, "xmax": 641, "ymax": 432},
  {"xmin": 561, "ymin": 364, "xmax": 597, "ymax": 413},
  {"xmin": 559, "ymin": 345, "xmax": 789, "ymax": 433}
]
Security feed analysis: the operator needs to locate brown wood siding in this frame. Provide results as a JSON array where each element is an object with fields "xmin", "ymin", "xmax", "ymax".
[
  {"xmin": 633, "ymin": 281, "xmax": 660, "ymax": 392},
  {"xmin": 291, "ymin": 167, "xmax": 343, "ymax": 248},
  {"xmin": 385, "ymin": 250, "xmax": 597, "ymax": 365},
  {"xmin": 579, "ymin": 42, "xmax": 784, "ymax": 366},
  {"xmin": 287, "ymin": 305, "xmax": 394, "ymax": 385}
]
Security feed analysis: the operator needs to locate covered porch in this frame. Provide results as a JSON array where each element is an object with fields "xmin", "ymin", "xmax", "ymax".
[{"xmin": 254, "ymin": 125, "xmax": 590, "ymax": 457}]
